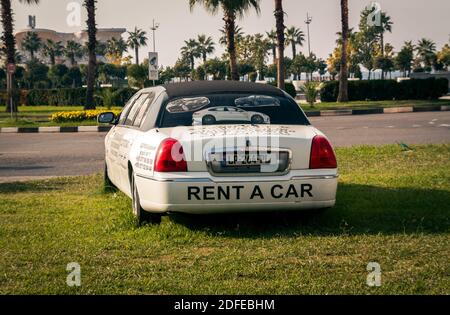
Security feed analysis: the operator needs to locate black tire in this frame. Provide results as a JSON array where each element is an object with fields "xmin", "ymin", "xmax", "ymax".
[
  {"xmin": 202, "ymin": 115, "xmax": 216, "ymax": 125},
  {"xmin": 104, "ymin": 163, "xmax": 117, "ymax": 193},
  {"xmin": 131, "ymin": 172, "xmax": 162, "ymax": 226},
  {"xmin": 251, "ymin": 114, "xmax": 264, "ymax": 124}
]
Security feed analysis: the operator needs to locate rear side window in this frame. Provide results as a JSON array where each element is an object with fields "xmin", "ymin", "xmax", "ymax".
[
  {"xmin": 124, "ymin": 93, "xmax": 149, "ymax": 126},
  {"xmin": 133, "ymin": 92, "xmax": 155, "ymax": 128},
  {"xmin": 118, "ymin": 93, "xmax": 140, "ymax": 125}
]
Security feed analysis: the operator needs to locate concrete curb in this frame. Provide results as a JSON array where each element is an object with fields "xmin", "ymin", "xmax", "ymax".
[
  {"xmin": 0, "ymin": 105, "xmax": 449, "ymax": 133},
  {"xmin": 0, "ymin": 126, "xmax": 112, "ymax": 134}
]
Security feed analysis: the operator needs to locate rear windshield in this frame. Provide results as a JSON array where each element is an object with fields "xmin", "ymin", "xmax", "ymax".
[{"xmin": 158, "ymin": 93, "xmax": 309, "ymax": 128}]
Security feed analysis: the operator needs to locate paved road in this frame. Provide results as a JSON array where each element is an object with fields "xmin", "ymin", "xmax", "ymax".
[{"xmin": 0, "ymin": 112, "xmax": 449, "ymax": 183}]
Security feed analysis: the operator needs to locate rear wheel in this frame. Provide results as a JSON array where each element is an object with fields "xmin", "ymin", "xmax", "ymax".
[
  {"xmin": 251, "ymin": 114, "xmax": 264, "ymax": 124},
  {"xmin": 131, "ymin": 172, "xmax": 162, "ymax": 226},
  {"xmin": 202, "ymin": 115, "xmax": 216, "ymax": 125},
  {"xmin": 104, "ymin": 163, "xmax": 117, "ymax": 192}
]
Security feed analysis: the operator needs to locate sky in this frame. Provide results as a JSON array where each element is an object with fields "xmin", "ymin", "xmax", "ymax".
[{"xmin": 5, "ymin": 0, "xmax": 450, "ymax": 67}]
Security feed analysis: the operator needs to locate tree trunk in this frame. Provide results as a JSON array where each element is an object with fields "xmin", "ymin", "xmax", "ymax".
[
  {"xmin": 135, "ymin": 47, "xmax": 139, "ymax": 65},
  {"xmin": 274, "ymin": 0, "xmax": 285, "ymax": 90},
  {"xmin": 223, "ymin": 11, "xmax": 239, "ymax": 81},
  {"xmin": 1, "ymin": 0, "xmax": 18, "ymax": 113},
  {"xmin": 84, "ymin": 0, "xmax": 97, "ymax": 110},
  {"xmin": 380, "ymin": 33, "xmax": 385, "ymax": 80},
  {"xmin": 272, "ymin": 46, "xmax": 277, "ymax": 64},
  {"xmin": 292, "ymin": 43, "xmax": 296, "ymax": 59},
  {"xmin": 337, "ymin": 0, "xmax": 349, "ymax": 102}
]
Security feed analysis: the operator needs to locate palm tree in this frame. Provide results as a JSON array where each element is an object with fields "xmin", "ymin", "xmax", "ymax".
[
  {"xmin": 416, "ymin": 38, "xmax": 436, "ymax": 70},
  {"xmin": 127, "ymin": 27, "xmax": 148, "ymax": 65},
  {"xmin": 337, "ymin": 0, "xmax": 349, "ymax": 102},
  {"xmin": 219, "ymin": 24, "xmax": 244, "ymax": 46},
  {"xmin": 196, "ymin": 34, "xmax": 215, "ymax": 63},
  {"xmin": 84, "ymin": 0, "xmax": 97, "ymax": 110},
  {"xmin": 274, "ymin": 0, "xmax": 285, "ymax": 90},
  {"xmin": 1, "ymin": 0, "xmax": 39, "ymax": 113},
  {"xmin": 64, "ymin": 40, "xmax": 84, "ymax": 66},
  {"xmin": 285, "ymin": 26, "xmax": 304, "ymax": 59},
  {"xmin": 266, "ymin": 30, "xmax": 277, "ymax": 64},
  {"xmin": 190, "ymin": 0, "xmax": 261, "ymax": 81},
  {"xmin": 181, "ymin": 39, "xmax": 201, "ymax": 70},
  {"xmin": 42, "ymin": 39, "xmax": 64, "ymax": 65},
  {"xmin": 22, "ymin": 31, "xmax": 42, "ymax": 60}
]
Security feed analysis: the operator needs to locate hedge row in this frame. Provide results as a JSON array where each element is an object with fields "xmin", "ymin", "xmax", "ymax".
[
  {"xmin": 0, "ymin": 87, "xmax": 137, "ymax": 107},
  {"xmin": 320, "ymin": 78, "xmax": 449, "ymax": 102}
]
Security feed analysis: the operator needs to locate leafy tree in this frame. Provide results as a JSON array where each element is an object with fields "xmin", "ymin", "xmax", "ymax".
[
  {"xmin": 159, "ymin": 66, "xmax": 175, "ymax": 84},
  {"xmin": 84, "ymin": 0, "xmax": 97, "ymax": 110},
  {"xmin": 181, "ymin": 38, "xmax": 201, "ymax": 70},
  {"xmin": 64, "ymin": 66, "xmax": 82, "ymax": 88},
  {"xmin": 127, "ymin": 27, "xmax": 148, "ymax": 65},
  {"xmin": 247, "ymin": 33, "xmax": 270, "ymax": 79},
  {"xmin": 48, "ymin": 63, "xmax": 69, "ymax": 87},
  {"xmin": 42, "ymin": 39, "xmax": 64, "ymax": 65},
  {"xmin": 127, "ymin": 64, "xmax": 147, "ymax": 88},
  {"xmin": 300, "ymin": 81, "xmax": 320, "ymax": 107},
  {"xmin": 65, "ymin": 40, "xmax": 84, "ymax": 66},
  {"xmin": 374, "ymin": 11, "xmax": 393, "ymax": 78},
  {"xmin": 395, "ymin": 41, "xmax": 414, "ymax": 77},
  {"xmin": 291, "ymin": 53, "xmax": 307, "ymax": 80},
  {"xmin": 204, "ymin": 58, "xmax": 228, "ymax": 80},
  {"xmin": 316, "ymin": 58, "xmax": 327, "ymax": 80},
  {"xmin": 196, "ymin": 34, "xmax": 215, "ymax": 63},
  {"xmin": 24, "ymin": 60, "xmax": 49, "ymax": 88},
  {"xmin": 173, "ymin": 58, "xmax": 191, "ymax": 81},
  {"xmin": 0, "ymin": 67, "xmax": 5, "ymax": 88},
  {"xmin": 190, "ymin": 0, "xmax": 261, "ymax": 81},
  {"xmin": 22, "ymin": 31, "xmax": 42, "ymax": 60},
  {"xmin": 237, "ymin": 62, "xmax": 255, "ymax": 80},
  {"xmin": 437, "ymin": 44, "xmax": 450, "ymax": 70}
]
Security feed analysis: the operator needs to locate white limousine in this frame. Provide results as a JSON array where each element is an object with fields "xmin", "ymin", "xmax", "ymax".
[{"xmin": 98, "ymin": 81, "xmax": 338, "ymax": 225}]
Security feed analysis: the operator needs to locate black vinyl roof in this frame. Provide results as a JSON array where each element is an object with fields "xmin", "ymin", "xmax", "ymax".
[{"xmin": 162, "ymin": 81, "xmax": 286, "ymax": 99}]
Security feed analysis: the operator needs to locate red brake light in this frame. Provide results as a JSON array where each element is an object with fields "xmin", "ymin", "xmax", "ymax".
[
  {"xmin": 154, "ymin": 138, "xmax": 188, "ymax": 172},
  {"xmin": 310, "ymin": 135, "xmax": 337, "ymax": 169}
]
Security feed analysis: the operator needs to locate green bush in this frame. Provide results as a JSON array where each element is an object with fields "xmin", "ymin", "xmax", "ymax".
[
  {"xmin": 269, "ymin": 82, "xmax": 297, "ymax": 98},
  {"xmin": 320, "ymin": 78, "xmax": 449, "ymax": 102},
  {"xmin": 18, "ymin": 87, "xmax": 136, "ymax": 107}
]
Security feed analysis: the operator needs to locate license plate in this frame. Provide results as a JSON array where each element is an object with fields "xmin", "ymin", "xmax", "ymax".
[{"xmin": 210, "ymin": 152, "xmax": 276, "ymax": 166}]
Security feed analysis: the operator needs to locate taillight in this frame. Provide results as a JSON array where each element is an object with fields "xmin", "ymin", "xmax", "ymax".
[
  {"xmin": 310, "ymin": 135, "xmax": 337, "ymax": 169},
  {"xmin": 154, "ymin": 138, "xmax": 188, "ymax": 172}
]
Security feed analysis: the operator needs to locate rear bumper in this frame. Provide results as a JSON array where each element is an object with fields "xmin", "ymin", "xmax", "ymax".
[{"xmin": 135, "ymin": 173, "xmax": 338, "ymax": 214}]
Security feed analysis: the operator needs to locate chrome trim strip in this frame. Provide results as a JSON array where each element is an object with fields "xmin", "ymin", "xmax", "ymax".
[{"xmin": 136, "ymin": 174, "xmax": 338, "ymax": 183}]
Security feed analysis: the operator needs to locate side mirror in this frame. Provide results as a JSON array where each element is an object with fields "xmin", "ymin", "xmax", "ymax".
[{"xmin": 97, "ymin": 112, "xmax": 116, "ymax": 125}]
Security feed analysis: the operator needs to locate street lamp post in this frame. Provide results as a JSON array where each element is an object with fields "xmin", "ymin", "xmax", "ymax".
[
  {"xmin": 150, "ymin": 19, "xmax": 160, "ymax": 85},
  {"xmin": 305, "ymin": 13, "xmax": 312, "ymax": 57}
]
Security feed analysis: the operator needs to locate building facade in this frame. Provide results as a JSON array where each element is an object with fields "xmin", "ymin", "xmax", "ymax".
[{"xmin": 15, "ymin": 27, "xmax": 127, "ymax": 66}]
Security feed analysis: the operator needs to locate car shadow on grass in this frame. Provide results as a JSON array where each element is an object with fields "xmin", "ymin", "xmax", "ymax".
[
  {"xmin": 0, "ymin": 178, "xmax": 68, "ymax": 194},
  {"xmin": 169, "ymin": 183, "xmax": 450, "ymax": 238}
]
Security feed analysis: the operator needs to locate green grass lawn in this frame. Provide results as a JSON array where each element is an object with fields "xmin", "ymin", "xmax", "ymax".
[
  {"xmin": 300, "ymin": 99, "xmax": 450, "ymax": 111},
  {"xmin": 0, "ymin": 145, "xmax": 449, "ymax": 294},
  {"xmin": 0, "ymin": 106, "xmax": 122, "ymax": 128}
]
